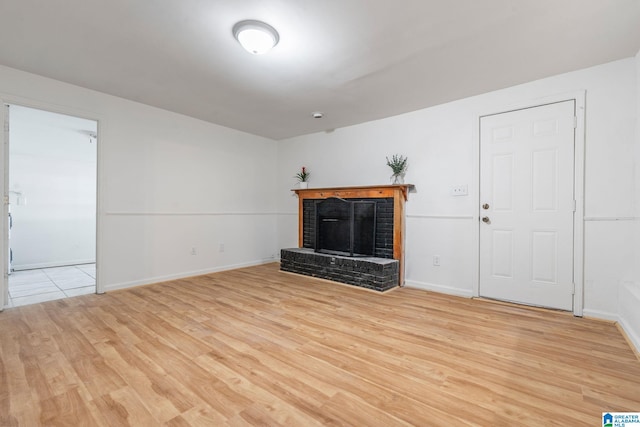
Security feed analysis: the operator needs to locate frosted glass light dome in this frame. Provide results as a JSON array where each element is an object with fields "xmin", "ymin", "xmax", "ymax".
[{"xmin": 233, "ymin": 20, "xmax": 279, "ymax": 55}]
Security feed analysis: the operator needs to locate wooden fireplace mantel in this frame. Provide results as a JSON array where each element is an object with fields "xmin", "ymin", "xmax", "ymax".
[{"xmin": 292, "ymin": 184, "xmax": 414, "ymax": 286}]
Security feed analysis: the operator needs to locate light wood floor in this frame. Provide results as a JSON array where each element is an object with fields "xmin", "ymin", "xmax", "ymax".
[{"xmin": 1, "ymin": 263, "xmax": 639, "ymax": 426}]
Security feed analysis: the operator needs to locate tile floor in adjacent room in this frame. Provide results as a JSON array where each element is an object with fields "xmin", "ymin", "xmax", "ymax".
[{"xmin": 8, "ymin": 263, "xmax": 96, "ymax": 307}]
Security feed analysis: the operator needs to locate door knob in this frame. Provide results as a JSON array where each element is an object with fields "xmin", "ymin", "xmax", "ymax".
[
  {"xmin": 482, "ymin": 203, "xmax": 490, "ymax": 210},
  {"xmin": 482, "ymin": 216, "xmax": 490, "ymax": 223}
]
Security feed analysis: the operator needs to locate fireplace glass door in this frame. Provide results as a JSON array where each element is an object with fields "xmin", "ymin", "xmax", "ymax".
[{"xmin": 315, "ymin": 198, "xmax": 376, "ymax": 257}]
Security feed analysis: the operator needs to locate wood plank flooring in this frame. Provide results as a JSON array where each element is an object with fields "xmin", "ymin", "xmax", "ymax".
[{"xmin": 1, "ymin": 262, "xmax": 639, "ymax": 426}]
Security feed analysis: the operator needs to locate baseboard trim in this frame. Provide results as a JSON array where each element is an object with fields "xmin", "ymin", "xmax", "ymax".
[
  {"xmin": 618, "ymin": 283, "xmax": 640, "ymax": 357},
  {"xmin": 13, "ymin": 259, "xmax": 96, "ymax": 271},
  {"xmin": 404, "ymin": 280, "xmax": 473, "ymax": 298},
  {"xmin": 580, "ymin": 308, "xmax": 640, "ymax": 355},
  {"xmin": 582, "ymin": 308, "xmax": 619, "ymax": 322},
  {"xmin": 618, "ymin": 317, "xmax": 640, "ymax": 360},
  {"xmin": 102, "ymin": 258, "xmax": 276, "ymax": 293}
]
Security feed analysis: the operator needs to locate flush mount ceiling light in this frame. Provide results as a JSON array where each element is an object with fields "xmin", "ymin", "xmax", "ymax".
[{"xmin": 233, "ymin": 20, "xmax": 279, "ymax": 55}]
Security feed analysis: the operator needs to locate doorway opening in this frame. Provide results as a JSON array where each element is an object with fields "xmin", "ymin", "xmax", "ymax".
[
  {"xmin": 476, "ymin": 93, "xmax": 586, "ymax": 316},
  {"xmin": 5, "ymin": 104, "xmax": 97, "ymax": 307}
]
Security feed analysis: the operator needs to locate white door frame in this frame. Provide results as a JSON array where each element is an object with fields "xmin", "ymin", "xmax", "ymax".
[
  {"xmin": 472, "ymin": 91, "xmax": 586, "ymax": 316},
  {"xmin": 1, "ymin": 104, "xmax": 8, "ymax": 310},
  {"xmin": 0, "ymin": 96, "xmax": 105, "ymax": 310}
]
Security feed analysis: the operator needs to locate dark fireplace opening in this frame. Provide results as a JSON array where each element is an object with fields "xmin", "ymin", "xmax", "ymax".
[{"xmin": 315, "ymin": 197, "xmax": 376, "ymax": 257}]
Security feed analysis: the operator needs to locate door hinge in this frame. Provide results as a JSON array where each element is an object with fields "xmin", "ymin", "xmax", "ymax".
[
  {"xmin": 3, "ymin": 196, "xmax": 8, "ymax": 205},
  {"xmin": 573, "ymin": 116, "xmax": 577, "ymax": 129}
]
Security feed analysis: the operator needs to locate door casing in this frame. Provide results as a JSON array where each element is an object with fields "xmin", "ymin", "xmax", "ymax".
[
  {"xmin": 0, "ymin": 96, "xmax": 105, "ymax": 310},
  {"xmin": 1, "ymin": 104, "xmax": 8, "ymax": 310},
  {"xmin": 472, "ymin": 91, "xmax": 586, "ymax": 316}
]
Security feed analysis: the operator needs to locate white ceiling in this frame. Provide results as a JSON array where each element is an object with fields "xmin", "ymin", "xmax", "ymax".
[{"xmin": 0, "ymin": 0, "xmax": 639, "ymax": 140}]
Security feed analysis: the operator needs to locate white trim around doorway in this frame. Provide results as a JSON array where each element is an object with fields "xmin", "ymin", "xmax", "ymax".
[
  {"xmin": 471, "ymin": 90, "xmax": 586, "ymax": 317},
  {"xmin": 0, "ymin": 95, "xmax": 106, "ymax": 306}
]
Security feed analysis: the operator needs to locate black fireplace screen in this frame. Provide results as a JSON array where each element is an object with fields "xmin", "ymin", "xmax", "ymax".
[{"xmin": 315, "ymin": 197, "xmax": 376, "ymax": 257}]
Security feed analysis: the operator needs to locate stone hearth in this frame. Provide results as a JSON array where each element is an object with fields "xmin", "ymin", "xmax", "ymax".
[{"xmin": 280, "ymin": 248, "xmax": 399, "ymax": 292}]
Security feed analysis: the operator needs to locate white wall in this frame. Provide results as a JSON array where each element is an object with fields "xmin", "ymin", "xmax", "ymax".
[
  {"xmin": 618, "ymin": 49, "xmax": 640, "ymax": 351},
  {"xmin": 0, "ymin": 65, "xmax": 278, "ymax": 293},
  {"xmin": 277, "ymin": 58, "xmax": 637, "ymax": 319},
  {"xmin": 9, "ymin": 105, "xmax": 97, "ymax": 270}
]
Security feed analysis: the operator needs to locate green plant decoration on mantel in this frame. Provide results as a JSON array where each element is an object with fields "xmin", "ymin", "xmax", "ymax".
[
  {"xmin": 386, "ymin": 154, "xmax": 407, "ymax": 184},
  {"xmin": 295, "ymin": 166, "xmax": 310, "ymax": 188}
]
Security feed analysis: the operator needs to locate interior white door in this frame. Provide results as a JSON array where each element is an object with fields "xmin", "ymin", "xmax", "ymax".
[{"xmin": 479, "ymin": 101, "xmax": 575, "ymax": 310}]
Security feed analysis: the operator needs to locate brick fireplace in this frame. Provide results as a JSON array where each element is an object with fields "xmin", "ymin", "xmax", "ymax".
[{"xmin": 280, "ymin": 185, "xmax": 413, "ymax": 291}]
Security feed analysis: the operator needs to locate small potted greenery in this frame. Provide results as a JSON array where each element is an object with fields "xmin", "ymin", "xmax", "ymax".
[
  {"xmin": 295, "ymin": 166, "xmax": 310, "ymax": 188},
  {"xmin": 386, "ymin": 154, "xmax": 407, "ymax": 184}
]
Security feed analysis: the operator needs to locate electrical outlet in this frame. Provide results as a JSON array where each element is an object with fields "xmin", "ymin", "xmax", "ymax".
[
  {"xmin": 451, "ymin": 185, "xmax": 468, "ymax": 196},
  {"xmin": 433, "ymin": 255, "xmax": 440, "ymax": 266},
  {"xmin": 190, "ymin": 247, "xmax": 197, "ymax": 255}
]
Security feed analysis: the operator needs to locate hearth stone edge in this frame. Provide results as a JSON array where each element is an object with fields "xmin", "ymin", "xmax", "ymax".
[{"xmin": 280, "ymin": 248, "xmax": 399, "ymax": 292}]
